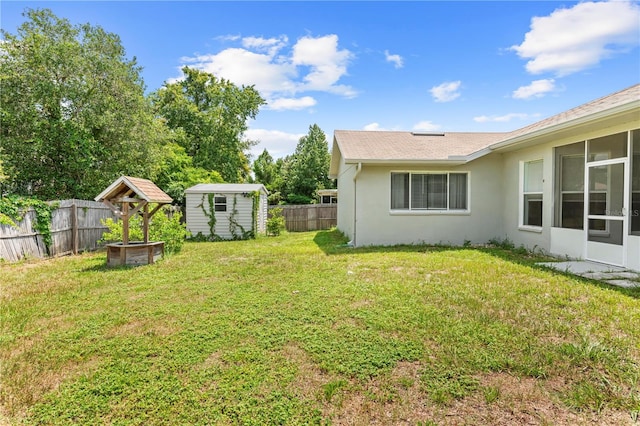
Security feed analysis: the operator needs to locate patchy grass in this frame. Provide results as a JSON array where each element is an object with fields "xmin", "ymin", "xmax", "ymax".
[{"xmin": 1, "ymin": 230, "xmax": 639, "ymax": 425}]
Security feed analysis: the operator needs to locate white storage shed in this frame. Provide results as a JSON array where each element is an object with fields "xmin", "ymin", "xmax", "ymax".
[{"xmin": 185, "ymin": 183, "xmax": 269, "ymax": 240}]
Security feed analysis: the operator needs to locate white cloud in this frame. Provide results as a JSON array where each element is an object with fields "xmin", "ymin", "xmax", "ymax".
[
  {"xmin": 175, "ymin": 33, "xmax": 356, "ymax": 110},
  {"xmin": 242, "ymin": 35, "xmax": 288, "ymax": 56},
  {"xmin": 412, "ymin": 121, "xmax": 441, "ymax": 131},
  {"xmin": 245, "ymin": 128, "xmax": 305, "ymax": 159},
  {"xmin": 215, "ymin": 34, "xmax": 241, "ymax": 42},
  {"xmin": 180, "ymin": 48, "xmax": 297, "ymax": 94},
  {"xmin": 266, "ymin": 96, "xmax": 317, "ymax": 111},
  {"xmin": 511, "ymin": 1, "xmax": 640, "ymax": 76},
  {"xmin": 292, "ymin": 35, "xmax": 356, "ymax": 96},
  {"xmin": 473, "ymin": 113, "xmax": 539, "ymax": 123},
  {"xmin": 430, "ymin": 81, "xmax": 462, "ymax": 102},
  {"xmin": 384, "ymin": 50, "xmax": 404, "ymax": 68},
  {"xmin": 363, "ymin": 122, "xmax": 384, "ymax": 131},
  {"xmin": 512, "ymin": 79, "xmax": 556, "ymax": 100}
]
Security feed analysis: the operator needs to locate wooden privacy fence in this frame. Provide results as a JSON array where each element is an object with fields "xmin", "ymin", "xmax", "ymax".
[
  {"xmin": 271, "ymin": 204, "xmax": 337, "ymax": 232},
  {"xmin": 0, "ymin": 199, "xmax": 117, "ymax": 262}
]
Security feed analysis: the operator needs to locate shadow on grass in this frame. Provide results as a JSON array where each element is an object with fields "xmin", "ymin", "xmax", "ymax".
[{"xmin": 313, "ymin": 229, "xmax": 640, "ymax": 300}]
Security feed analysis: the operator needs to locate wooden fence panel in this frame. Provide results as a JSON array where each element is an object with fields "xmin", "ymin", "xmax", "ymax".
[
  {"xmin": 0, "ymin": 199, "xmax": 116, "ymax": 262},
  {"xmin": 0, "ymin": 210, "xmax": 48, "ymax": 262},
  {"xmin": 271, "ymin": 204, "xmax": 337, "ymax": 232}
]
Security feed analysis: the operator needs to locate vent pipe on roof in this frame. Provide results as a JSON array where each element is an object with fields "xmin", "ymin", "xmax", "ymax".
[{"xmin": 411, "ymin": 132, "xmax": 445, "ymax": 137}]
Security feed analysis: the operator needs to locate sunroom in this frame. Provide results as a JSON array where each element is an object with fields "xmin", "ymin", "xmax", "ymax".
[{"xmin": 550, "ymin": 129, "xmax": 640, "ymax": 269}]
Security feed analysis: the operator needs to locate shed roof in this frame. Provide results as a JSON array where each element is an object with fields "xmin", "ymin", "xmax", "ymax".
[
  {"xmin": 95, "ymin": 176, "xmax": 173, "ymax": 204},
  {"xmin": 185, "ymin": 183, "xmax": 268, "ymax": 194}
]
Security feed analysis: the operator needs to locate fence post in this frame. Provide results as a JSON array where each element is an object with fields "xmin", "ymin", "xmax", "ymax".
[{"xmin": 72, "ymin": 202, "xmax": 79, "ymax": 255}]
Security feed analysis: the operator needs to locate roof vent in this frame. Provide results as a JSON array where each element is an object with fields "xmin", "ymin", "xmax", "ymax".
[{"xmin": 411, "ymin": 132, "xmax": 445, "ymax": 137}]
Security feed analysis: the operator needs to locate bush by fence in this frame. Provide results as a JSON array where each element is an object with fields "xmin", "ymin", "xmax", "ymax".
[{"xmin": 0, "ymin": 199, "xmax": 116, "ymax": 262}]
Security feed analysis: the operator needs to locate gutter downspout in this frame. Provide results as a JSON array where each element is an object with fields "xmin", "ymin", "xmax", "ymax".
[{"xmin": 352, "ymin": 163, "xmax": 362, "ymax": 247}]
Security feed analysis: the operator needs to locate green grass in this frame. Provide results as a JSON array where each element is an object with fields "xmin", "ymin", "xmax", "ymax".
[{"xmin": 1, "ymin": 230, "xmax": 639, "ymax": 424}]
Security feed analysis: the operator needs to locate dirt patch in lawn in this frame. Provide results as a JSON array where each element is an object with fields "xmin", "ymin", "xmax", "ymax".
[
  {"xmin": 325, "ymin": 361, "xmax": 439, "ymax": 424},
  {"xmin": 1, "ymin": 356, "xmax": 102, "ymax": 421},
  {"xmin": 441, "ymin": 372, "xmax": 635, "ymax": 426},
  {"xmin": 106, "ymin": 318, "xmax": 179, "ymax": 338},
  {"xmin": 316, "ymin": 367, "xmax": 635, "ymax": 425},
  {"xmin": 282, "ymin": 343, "xmax": 332, "ymax": 402}
]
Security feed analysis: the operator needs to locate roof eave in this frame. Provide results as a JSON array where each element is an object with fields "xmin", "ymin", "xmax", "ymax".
[
  {"xmin": 344, "ymin": 158, "xmax": 468, "ymax": 166},
  {"xmin": 489, "ymin": 100, "xmax": 640, "ymax": 152}
]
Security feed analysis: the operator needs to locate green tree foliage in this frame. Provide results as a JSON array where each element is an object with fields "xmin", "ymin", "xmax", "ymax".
[
  {"xmin": 285, "ymin": 124, "xmax": 334, "ymax": 203},
  {"xmin": 253, "ymin": 149, "xmax": 276, "ymax": 189},
  {"xmin": 252, "ymin": 149, "xmax": 284, "ymax": 204},
  {"xmin": 152, "ymin": 142, "xmax": 223, "ymax": 205},
  {"xmin": 152, "ymin": 67, "xmax": 265, "ymax": 183},
  {"xmin": 0, "ymin": 151, "xmax": 8, "ymax": 191},
  {"xmin": 0, "ymin": 8, "xmax": 160, "ymax": 199}
]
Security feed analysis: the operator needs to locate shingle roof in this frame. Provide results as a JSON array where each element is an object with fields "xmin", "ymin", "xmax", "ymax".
[
  {"xmin": 495, "ymin": 83, "xmax": 640, "ymax": 145},
  {"xmin": 333, "ymin": 131, "xmax": 506, "ymax": 162},
  {"xmin": 332, "ymin": 84, "xmax": 640, "ymax": 166},
  {"xmin": 185, "ymin": 183, "xmax": 268, "ymax": 194},
  {"xmin": 95, "ymin": 176, "xmax": 173, "ymax": 204}
]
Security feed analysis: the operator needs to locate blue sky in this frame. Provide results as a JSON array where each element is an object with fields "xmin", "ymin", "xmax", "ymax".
[{"xmin": 2, "ymin": 1, "xmax": 639, "ymax": 159}]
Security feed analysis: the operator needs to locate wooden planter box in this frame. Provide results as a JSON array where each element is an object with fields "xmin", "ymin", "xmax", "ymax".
[{"xmin": 106, "ymin": 241, "xmax": 164, "ymax": 267}]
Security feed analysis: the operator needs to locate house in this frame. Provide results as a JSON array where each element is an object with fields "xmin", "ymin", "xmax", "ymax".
[
  {"xmin": 317, "ymin": 189, "xmax": 338, "ymax": 204},
  {"xmin": 185, "ymin": 183, "xmax": 268, "ymax": 240},
  {"xmin": 329, "ymin": 84, "xmax": 640, "ymax": 270}
]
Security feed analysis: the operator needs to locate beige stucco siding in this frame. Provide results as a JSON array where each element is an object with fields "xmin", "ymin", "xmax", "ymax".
[
  {"xmin": 501, "ymin": 119, "xmax": 639, "ymax": 256},
  {"xmin": 336, "ymin": 159, "xmax": 357, "ymax": 241},
  {"xmin": 346, "ymin": 154, "xmax": 504, "ymax": 247}
]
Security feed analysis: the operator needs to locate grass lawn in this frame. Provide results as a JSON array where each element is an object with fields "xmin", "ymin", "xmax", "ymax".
[{"xmin": 1, "ymin": 230, "xmax": 639, "ymax": 425}]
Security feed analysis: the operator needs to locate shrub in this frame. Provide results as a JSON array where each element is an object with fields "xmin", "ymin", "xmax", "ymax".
[
  {"xmin": 100, "ymin": 207, "xmax": 189, "ymax": 255},
  {"xmin": 266, "ymin": 207, "xmax": 286, "ymax": 236},
  {"xmin": 286, "ymin": 194, "xmax": 313, "ymax": 204}
]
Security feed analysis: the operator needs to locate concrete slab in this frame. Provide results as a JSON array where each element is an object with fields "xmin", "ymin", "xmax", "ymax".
[
  {"xmin": 604, "ymin": 279, "xmax": 640, "ymax": 289},
  {"xmin": 581, "ymin": 271, "xmax": 640, "ymax": 280},
  {"xmin": 537, "ymin": 261, "xmax": 626, "ymax": 274}
]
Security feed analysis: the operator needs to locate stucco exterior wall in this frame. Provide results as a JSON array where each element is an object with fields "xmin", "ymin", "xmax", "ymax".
[
  {"xmin": 336, "ymin": 159, "xmax": 357, "ymax": 241},
  {"xmin": 501, "ymin": 120, "xmax": 639, "ymax": 259},
  {"xmin": 343, "ymin": 154, "xmax": 504, "ymax": 247}
]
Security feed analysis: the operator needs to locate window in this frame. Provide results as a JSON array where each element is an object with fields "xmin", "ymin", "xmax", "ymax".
[
  {"xmin": 390, "ymin": 172, "xmax": 468, "ymax": 211},
  {"xmin": 632, "ymin": 130, "xmax": 640, "ymax": 235},
  {"xmin": 554, "ymin": 142, "xmax": 585, "ymax": 229},
  {"xmin": 522, "ymin": 160, "xmax": 543, "ymax": 227},
  {"xmin": 214, "ymin": 196, "xmax": 227, "ymax": 212},
  {"xmin": 587, "ymin": 132, "xmax": 627, "ymax": 162}
]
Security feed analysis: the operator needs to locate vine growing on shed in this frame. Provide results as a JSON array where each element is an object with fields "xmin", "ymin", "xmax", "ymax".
[
  {"xmin": 197, "ymin": 193, "xmax": 223, "ymax": 241},
  {"xmin": 228, "ymin": 193, "xmax": 257, "ymax": 240},
  {"xmin": 250, "ymin": 191, "xmax": 260, "ymax": 239}
]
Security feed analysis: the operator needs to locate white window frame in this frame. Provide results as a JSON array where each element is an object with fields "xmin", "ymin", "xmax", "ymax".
[
  {"xmin": 389, "ymin": 171, "xmax": 471, "ymax": 215},
  {"xmin": 519, "ymin": 159, "xmax": 544, "ymax": 232}
]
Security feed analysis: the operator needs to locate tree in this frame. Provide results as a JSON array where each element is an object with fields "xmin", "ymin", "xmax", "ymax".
[
  {"xmin": 285, "ymin": 124, "xmax": 334, "ymax": 203},
  {"xmin": 0, "ymin": 8, "xmax": 160, "ymax": 199},
  {"xmin": 253, "ymin": 149, "xmax": 276, "ymax": 189},
  {"xmin": 152, "ymin": 67, "xmax": 265, "ymax": 183},
  {"xmin": 152, "ymin": 142, "xmax": 223, "ymax": 205}
]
